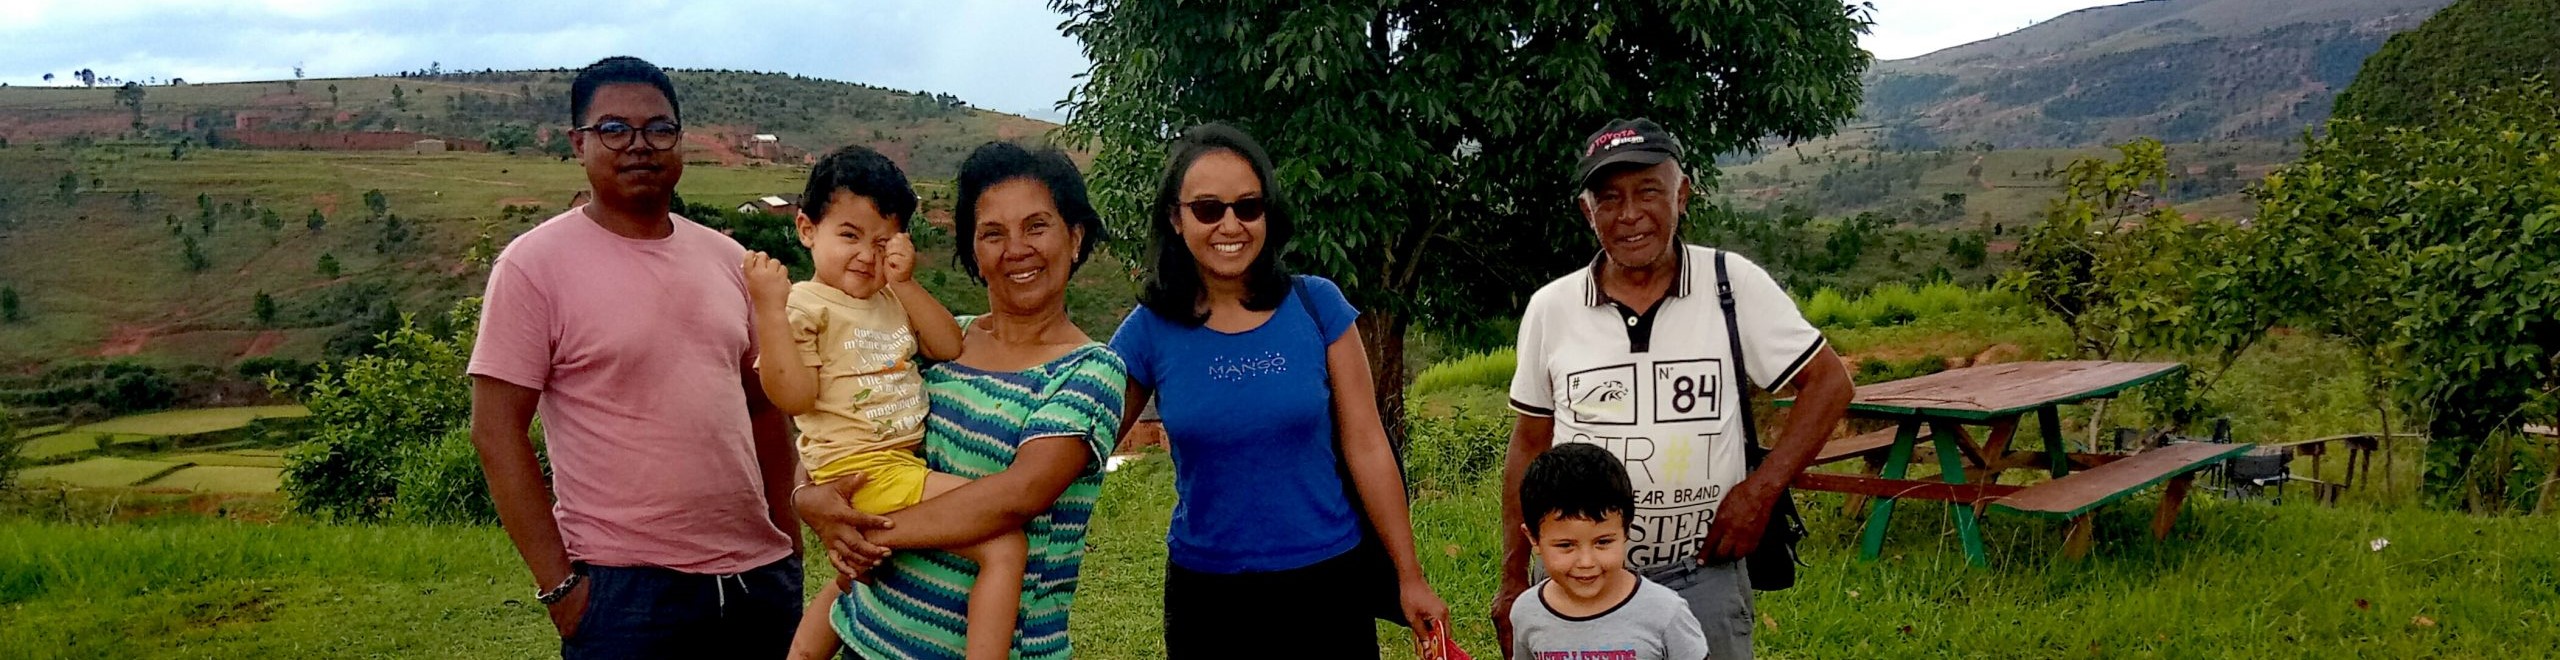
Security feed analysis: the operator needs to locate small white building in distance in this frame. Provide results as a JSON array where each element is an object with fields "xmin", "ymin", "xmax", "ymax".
[{"xmin": 736, "ymin": 195, "xmax": 799, "ymax": 217}]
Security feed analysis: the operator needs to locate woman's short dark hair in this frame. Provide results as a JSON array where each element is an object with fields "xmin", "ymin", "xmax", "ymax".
[
  {"xmin": 1140, "ymin": 123, "xmax": 1295, "ymax": 326},
  {"xmin": 952, "ymin": 141, "xmax": 1105, "ymax": 284},
  {"xmin": 801, "ymin": 145, "xmax": 917, "ymax": 230},
  {"xmin": 570, "ymin": 56, "xmax": 680, "ymax": 126},
  {"xmin": 1520, "ymin": 443, "xmax": 1636, "ymax": 538}
]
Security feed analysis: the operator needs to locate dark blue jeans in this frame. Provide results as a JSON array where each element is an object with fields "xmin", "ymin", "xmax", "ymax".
[{"xmin": 561, "ymin": 554, "xmax": 803, "ymax": 660}]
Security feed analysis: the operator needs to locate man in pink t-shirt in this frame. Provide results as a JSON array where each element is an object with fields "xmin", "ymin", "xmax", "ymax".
[{"xmin": 468, "ymin": 56, "xmax": 801, "ymax": 659}]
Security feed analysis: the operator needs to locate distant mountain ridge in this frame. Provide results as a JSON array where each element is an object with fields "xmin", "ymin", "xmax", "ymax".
[
  {"xmin": 0, "ymin": 69, "xmax": 1059, "ymax": 180},
  {"xmin": 1860, "ymin": 0, "xmax": 2454, "ymax": 149}
]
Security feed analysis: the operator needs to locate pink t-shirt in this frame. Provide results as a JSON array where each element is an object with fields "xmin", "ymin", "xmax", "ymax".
[{"xmin": 468, "ymin": 207, "xmax": 793, "ymax": 575}]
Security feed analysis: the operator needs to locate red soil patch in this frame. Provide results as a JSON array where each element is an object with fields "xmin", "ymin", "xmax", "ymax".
[
  {"xmin": 309, "ymin": 193, "xmax": 340, "ymax": 217},
  {"xmin": 0, "ymin": 112, "xmax": 134, "ymax": 141},
  {"xmin": 1116, "ymin": 420, "xmax": 1167, "ymax": 454},
  {"xmin": 237, "ymin": 331, "xmax": 288, "ymax": 359},
  {"xmin": 680, "ymin": 128, "xmax": 750, "ymax": 167},
  {"xmin": 96, "ymin": 325, "xmax": 157, "ymax": 357}
]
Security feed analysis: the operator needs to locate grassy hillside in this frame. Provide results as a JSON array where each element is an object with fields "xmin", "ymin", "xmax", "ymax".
[
  {"xmin": 1859, "ymin": 0, "xmax": 2451, "ymax": 149},
  {"xmin": 0, "ymin": 69, "xmax": 1061, "ymax": 180},
  {"xmin": 1716, "ymin": 127, "xmax": 2298, "ymax": 225},
  {"xmin": 0, "ymin": 142, "xmax": 1141, "ymax": 370},
  {"xmin": 0, "ymin": 144, "xmax": 801, "ymax": 367}
]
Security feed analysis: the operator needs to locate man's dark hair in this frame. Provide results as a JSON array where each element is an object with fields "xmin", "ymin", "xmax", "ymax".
[
  {"xmin": 952, "ymin": 141, "xmax": 1105, "ymax": 284},
  {"xmin": 801, "ymin": 145, "xmax": 917, "ymax": 231},
  {"xmin": 1521, "ymin": 443, "xmax": 1636, "ymax": 538},
  {"xmin": 569, "ymin": 56, "xmax": 680, "ymax": 126},
  {"xmin": 1139, "ymin": 123, "xmax": 1295, "ymax": 326}
]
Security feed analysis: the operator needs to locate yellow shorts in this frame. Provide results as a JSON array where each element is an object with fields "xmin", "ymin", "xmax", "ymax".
[{"xmin": 809, "ymin": 450, "xmax": 930, "ymax": 515}]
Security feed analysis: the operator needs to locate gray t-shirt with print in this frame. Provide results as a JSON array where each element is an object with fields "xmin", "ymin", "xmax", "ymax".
[{"xmin": 1509, "ymin": 574, "xmax": 1711, "ymax": 660}]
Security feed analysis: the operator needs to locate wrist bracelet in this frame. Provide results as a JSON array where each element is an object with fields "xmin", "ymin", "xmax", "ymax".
[{"xmin": 536, "ymin": 571, "xmax": 585, "ymax": 605}]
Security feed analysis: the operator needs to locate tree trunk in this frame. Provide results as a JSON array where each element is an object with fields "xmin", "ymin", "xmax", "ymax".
[
  {"xmin": 2377, "ymin": 395, "xmax": 2395, "ymax": 496},
  {"xmin": 1358, "ymin": 309, "xmax": 1412, "ymax": 459}
]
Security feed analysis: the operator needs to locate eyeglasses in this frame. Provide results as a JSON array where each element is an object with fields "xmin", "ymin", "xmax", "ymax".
[
  {"xmin": 1182, "ymin": 197, "xmax": 1267, "ymax": 224},
  {"xmin": 574, "ymin": 119, "xmax": 682, "ymax": 152}
]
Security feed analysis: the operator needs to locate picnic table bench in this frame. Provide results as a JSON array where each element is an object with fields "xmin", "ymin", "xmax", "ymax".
[{"xmin": 1780, "ymin": 361, "xmax": 2252, "ymax": 564}]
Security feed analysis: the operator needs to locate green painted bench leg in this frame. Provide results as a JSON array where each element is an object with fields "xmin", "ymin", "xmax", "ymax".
[
  {"xmin": 1858, "ymin": 419, "xmax": 1924, "ymax": 561},
  {"xmin": 1931, "ymin": 421, "xmax": 1990, "ymax": 567},
  {"xmin": 2039, "ymin": 405, "xmax": 2069, "ymax": 478}
]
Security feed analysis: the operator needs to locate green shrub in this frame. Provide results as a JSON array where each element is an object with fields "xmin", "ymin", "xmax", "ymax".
[
  {"xmin": 1402, "ymin": 403, "xmax": 1508, "ymax": 493},
  {"xmin": 389, "ymin": 426, "xmax": 513, "ymax": 524},
  {"xmin": 1854, "ymin": 354, "xmax": 1950, "ymax": 385},
  {"xmin": 0, "ymin": 409, "xmax": 20, "ymax": 492},
  {"xmin": 1409, "ymin": 349, "xmax": 1516, "ymax": 400},
  {"xmin": 4, "ymin": 361, "xmax": 177, "ymax": 418},
  {"xmin": 236, "ymin": 357, "xmax": 320, "ymax": 390},
  {"xmin": 1799, "ymin": 282, "xmax": 2018, "ymax": 331},
  {"xmin": 283, "ymin": 300, "xmax": 506, "ymax": 522}
]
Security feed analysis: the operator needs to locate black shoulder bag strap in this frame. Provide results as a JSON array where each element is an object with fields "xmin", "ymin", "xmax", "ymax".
[
  {"xmin": 1299, "ymin": 276, "xmax": 1411, "ymax": 625},
  {"xmin": 1715, "ymin": 250, "xmax": 1805, "ymax": 592}
]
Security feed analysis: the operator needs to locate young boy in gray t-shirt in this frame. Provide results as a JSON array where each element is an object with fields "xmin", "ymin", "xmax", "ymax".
[{"xmin": 1508, "ymin": 443, "xmax": 1711, "ymax": 660}]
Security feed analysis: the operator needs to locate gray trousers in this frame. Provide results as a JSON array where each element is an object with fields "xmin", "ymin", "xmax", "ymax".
[{"xmin": 1640, "ymin": 559, "xmax": 1754, "ymax": 660}]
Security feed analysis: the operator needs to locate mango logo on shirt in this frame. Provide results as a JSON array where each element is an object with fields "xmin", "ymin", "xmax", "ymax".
[{"xmin": 1207, "ymin": 352, "xmax": 1288, "ymax": 382}]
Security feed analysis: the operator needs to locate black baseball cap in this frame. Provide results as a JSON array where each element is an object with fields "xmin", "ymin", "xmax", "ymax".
[{"xmin": 1574, "ymin": 118, "xmax": 1686, "ymax": 191}]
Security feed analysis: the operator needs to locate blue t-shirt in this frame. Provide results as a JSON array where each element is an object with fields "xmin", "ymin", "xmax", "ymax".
[{"xmin": 1110, "ymin": 275, "xmax": 1365, "ymax": 574}]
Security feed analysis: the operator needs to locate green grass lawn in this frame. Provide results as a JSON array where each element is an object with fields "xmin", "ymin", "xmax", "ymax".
[
  {"xmin": 14, "ymin": 423, "xmax": 69, "ymax": 439},
  {"xmin": 20, "ymin": 457, "xmax": 187, "ymax": 488},
  {"xmin": 138, "ymin": 466, "xmax": 284, "ymax": 493},
  {"xmin": 5, "ymin": 455, "xmax": 2556, "ymax": 658},
  {"xmin": 76, "ymin": 405, "xmax": 310, "ymax": 437}
]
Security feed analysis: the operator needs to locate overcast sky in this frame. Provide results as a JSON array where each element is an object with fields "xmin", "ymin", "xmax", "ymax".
[{"xmin": 0, "ymin": 0, "xmax": 2120, "ymax": 121}]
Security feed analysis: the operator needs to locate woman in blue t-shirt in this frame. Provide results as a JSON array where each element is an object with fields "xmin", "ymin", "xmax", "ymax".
[{"xmin": 1109, "ymin": 123, "xmax": 1450, "ymax": 657}]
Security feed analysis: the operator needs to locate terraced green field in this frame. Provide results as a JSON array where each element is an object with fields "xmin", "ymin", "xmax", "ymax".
[
  {"xmin": 17, "ymin": 431, "xmax": 111, "ymax": 461},
  {"xmin": 76, "ymin": 406, "xmax": 310, "ymax": 437},
  {"xmin": 159, "ymin": 452, "xmax": 289, "ymax": 468},
  {"xmin": 143, "ymin": 466, "xmax": 284, "ymax": 493},
  {"xmin": 21, "ymin": 457, "xmax": 187, "ymax": 488}
]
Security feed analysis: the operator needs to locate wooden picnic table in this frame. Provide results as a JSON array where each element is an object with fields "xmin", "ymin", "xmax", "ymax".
[{"xmin": 1778, "ymin": 360, "xmax": 2249, "ymax": 565}]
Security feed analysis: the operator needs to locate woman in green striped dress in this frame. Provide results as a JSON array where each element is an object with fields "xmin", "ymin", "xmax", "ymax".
[{"xmin": 794, "ymin": 141, "xmax": 1126, "ymax": 660}]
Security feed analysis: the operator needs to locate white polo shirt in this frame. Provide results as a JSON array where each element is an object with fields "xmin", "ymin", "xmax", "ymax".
[{"xmin": 1509, "ymin": 245, "xmax": 1826, "ymax": 569}]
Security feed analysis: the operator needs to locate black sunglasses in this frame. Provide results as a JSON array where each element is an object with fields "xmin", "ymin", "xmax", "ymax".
[
  {"xmin": 1182, "ymin": 197, "xmax": 1267, "ymax": 224},
  {"xmin": 574, "ymin": 119, "xmax": 682, "ymax": 152}
]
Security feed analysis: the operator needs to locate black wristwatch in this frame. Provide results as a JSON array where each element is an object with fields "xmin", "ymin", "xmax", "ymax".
[{"xmin": 536, "ymin": 571, "xmax": 586, "ymax": 605}]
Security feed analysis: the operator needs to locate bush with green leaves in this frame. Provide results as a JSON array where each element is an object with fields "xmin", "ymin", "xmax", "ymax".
[
  {"xmin": 282, "ymin": 299, "xmax": 537, "ymax": 522},
  {"xmin": 2240, "ymin": 83, "xmax": 2560, "ymax": 510},
  {"xmin": 0, "ymin": 408, "xmax": 20, "ymax": 493},
  {"xmin": 6, "ymin": 361, "xmax": 177, "ymax": 418},
  {"xmin": 1401, "ymin": 398, "xmax": 1511, "ymax": 494}
]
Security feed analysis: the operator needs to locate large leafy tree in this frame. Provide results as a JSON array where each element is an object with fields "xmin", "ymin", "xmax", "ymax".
[
  {"xmin": 1054, "ymin": 0, "xmax": 1873, "ymax": 439},
  {"xmin": 2246, "ymin": 83, "xmax": 2560, "ymax": 510},
  {"xmin": 2333, "ymin": 0, "xmax": 2560, "ymax": 128}
]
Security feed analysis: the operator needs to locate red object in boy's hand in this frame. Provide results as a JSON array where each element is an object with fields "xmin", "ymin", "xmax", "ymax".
[{"xmin": 1415, "ymin": 619, "xmax": 1475, "ymax": 660}]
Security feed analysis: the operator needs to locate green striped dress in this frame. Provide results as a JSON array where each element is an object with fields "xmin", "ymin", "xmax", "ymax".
[{"xmin": 832, "ymin": 338, "xmax": 1127, "ymax": 660}]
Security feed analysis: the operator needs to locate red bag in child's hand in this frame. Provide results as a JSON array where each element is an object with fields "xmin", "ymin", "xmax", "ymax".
[{"xmin": 1414, "ymin": 619, "xmax": 1474, "ymax": 660}]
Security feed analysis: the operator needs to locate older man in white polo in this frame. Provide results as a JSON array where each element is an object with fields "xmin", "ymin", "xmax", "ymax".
[{"xmin": 1493, "ymin": 118, "xmax": 1855, "ymax": 660}]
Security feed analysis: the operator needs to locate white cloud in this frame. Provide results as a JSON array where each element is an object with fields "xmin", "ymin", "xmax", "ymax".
[
  {"xmin": 0, "ymin": 1, "xmax": 2129, "ymax": 114},
  {"xmin": 1863, "ymin": 0, "xmax": 2125, "ymax": 60}
]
